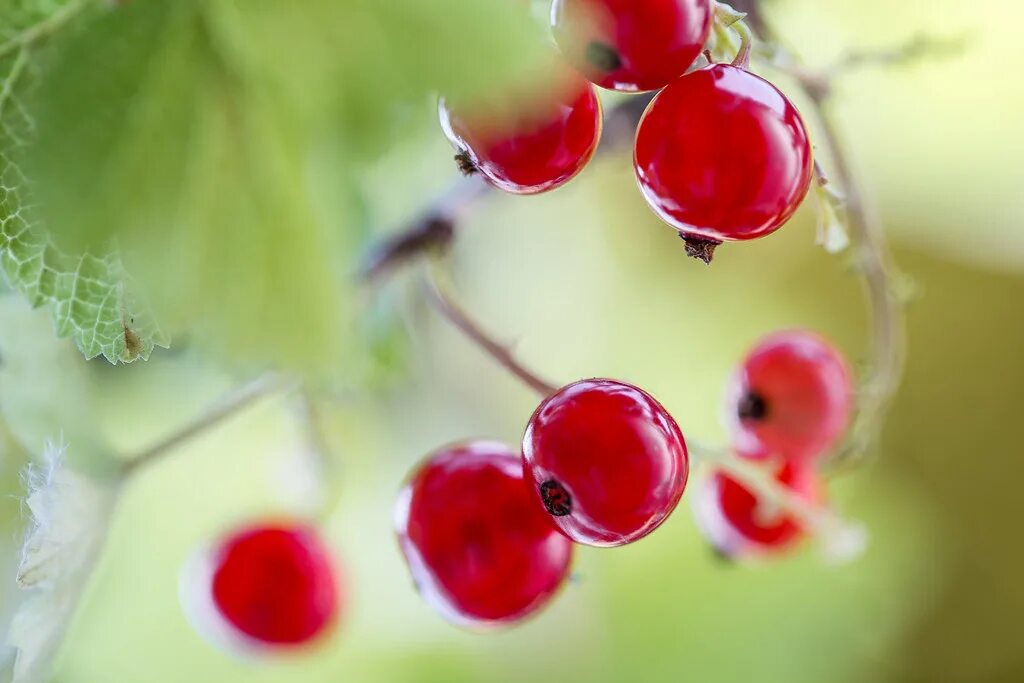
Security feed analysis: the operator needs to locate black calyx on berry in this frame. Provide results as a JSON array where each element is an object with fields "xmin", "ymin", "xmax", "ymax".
[
  {"xmin": 454, "ymin": 151, "xmax": 478, "ymax": 176},
  {"xmin": 585, "ymin": 41, "xmax": 623, "ymax": 73},
  {"xmin": 681, "ymin": 235, "xmax": 720, "ymax": 264},
  {"xmin": 539, "ymin": 480, "xmax": 572, "ymax": 517},
  {"xmin": 737, "ymin": 390, "xmax": 768, "ymax": 421}
]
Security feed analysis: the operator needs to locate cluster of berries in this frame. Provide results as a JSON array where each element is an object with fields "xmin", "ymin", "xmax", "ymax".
[
  {"xmin": 174, "ymin": 0, "xmax": 844, "ymax": 654},
  {"xmin": 175, "ymin": 331, "xmax": 850, "ymax": 649},
  {"xmin": 396, "ymin": 330, "xmax": 852, "ymax": 627},
  {"xmin": 442, "ymin": 0, "xmax": 814, "ymax": 262}
]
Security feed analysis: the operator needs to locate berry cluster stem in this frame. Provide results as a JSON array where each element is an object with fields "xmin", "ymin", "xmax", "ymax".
[
  {"xmin": 759, "ymin": 24, "xmax": 912, "ymax": 468},
  {"xmin": 421, "ymin": 262, "xmax": 558, "ymax": 397},
  {"xmin": 812, "ymin": 107, "xmax": 905, "ymax": 467},
  {"xmin": 122, "ymin": 374, "xmax": 295, "ymax": 476}
]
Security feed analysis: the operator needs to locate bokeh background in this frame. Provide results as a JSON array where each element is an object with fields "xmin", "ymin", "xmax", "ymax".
[{"xmin": 2, "ymin": 0, "xmax": 1023, "ymax": 681}]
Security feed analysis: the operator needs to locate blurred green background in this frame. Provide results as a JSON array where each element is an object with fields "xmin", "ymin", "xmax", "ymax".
[{"xmin": 3, "ymin": 0, "xmax": 1024, "ymax": 681}]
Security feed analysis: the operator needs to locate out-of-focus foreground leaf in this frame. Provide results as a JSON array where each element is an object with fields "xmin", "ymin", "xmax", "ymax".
[
  {"xmin": 0, "ymin": 0, "xmax": 168, "ymax": 363},
  {"xmin": 9, "ymin": 444, "xmax": 118, "ymax": 683},
  {"xmin": 20, "ymin": 0, "xmax": 551, "ymax": 373}
]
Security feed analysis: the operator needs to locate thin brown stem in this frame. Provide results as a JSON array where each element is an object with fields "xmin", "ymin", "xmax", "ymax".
[
  {"xmin": 360, "ymin": 178, "xmax": 487, "ymax": 283},
  {"xmin": 812, "ymin": 106, "xmax": 906, "ymax": 466},
  {"xmin": 766, "ymin": 33, "xmax": 962, "ymax": 108},
  {"xmin": 829, "ymin": 34, "xmax": 965, "ymax": 78},
  {"xmin": 756, "ymin": 19, "xmax": 909, "ymax": 467},
  {"xmin": 729, "ymin": 15, "xmax": 754, "ymax": 68},
  {"xmin": 421, "ymin": 263, "xmax": 557, "ymax": 397},
  {"xmin": 122, "ymin": 374, "xmax": 293, "ymax": 475},
  {"xmin": 291, "ymin": 389, "xmax": 340, "ymax": 520},
  {"xmin": 296, "ymin": 389, "xmax": 332, "ymax": 469}
]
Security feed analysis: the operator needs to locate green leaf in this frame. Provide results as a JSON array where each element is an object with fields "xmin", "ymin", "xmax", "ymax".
[
  {"xmin": 21, "ymin": 0, "xmax": 550, "ymax": 373},
  {"xmin": 0, "ymin": 1, "xmax": 169, "ymax": 363},
  {"xmin": 10, "ymin": 443, "xmax": 119, "ymax": 683}
]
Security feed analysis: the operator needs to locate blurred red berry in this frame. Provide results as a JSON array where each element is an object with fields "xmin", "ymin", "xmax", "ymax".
[
  {"xmin": 726, "ymin": 330, "xmax": 853, "ymax": 462},
  {"xmin": 395, "ymin": 441, "xmax": 573, "ymax": 627},
  {"xmin": 440, "ymin": 71, "xmax": 602, "ymax": 194},
  {"xmin": 695, "ymin": 460, "xmax": 820, "ymax": 556},
  {"xmin": 552, "ymin": 0, "xmax": 714, "ymax": 92},
  {"xmin": 187, "ymin": 522, "xmax": 340, "ymax": 650}
]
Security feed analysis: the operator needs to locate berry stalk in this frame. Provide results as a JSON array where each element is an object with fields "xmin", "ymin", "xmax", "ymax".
[
  {"xmin": 756, "ymin": 24, "xmax": 912, "ymax": 468},
  {"xmin": 810, "ymin": 107, "xmax": 905, "ymax": 468},
  {"xmin": 122, "ymin": 374, "xmax": 295, "ymax": 475},
  {"xmin": 421, "ymin": 262, "xmax": 558, "ymax": 397}
]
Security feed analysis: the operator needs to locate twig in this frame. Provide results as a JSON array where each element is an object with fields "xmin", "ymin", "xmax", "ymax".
[
  {"xmin": 755, "ymin": 19, "xmax": 910, "ymax": 468},
  {"xmin": 767, "ymin": 33, "xmax": 964, "ymax": 103},
  {"xmin": 295, "ymin": 389, "xmax": 332, "ymax": 470},
  {"xmin": 359, "ymin": 178, "xmax": 487, "ymax": 283},
  {"xmin": 289, "ymin": 388, "xmax": 339, "ymax": 519},
  {"xmin": 421, "ymin": 262, "xmax": 557, "ymax": 397},
  {"xmin": 812, "ymin": 107, "xmax": 905, "ymax": 467},
  {"xmin": 830, "ymin": 34, "xmax": 965, "ymax": 77},
  {"xmin": 122, "ymin": 374, "xmax": 293, "ymax": 475}
]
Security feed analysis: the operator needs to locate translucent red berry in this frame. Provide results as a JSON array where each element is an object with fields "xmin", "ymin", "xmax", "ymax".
[
  {"xmin": 439, "ymin": 71, "xmax": 602, "ymax": 194},
  {"xmin": 726, "ymin": 330, "xmax": 853, "ymax": 462},
  {"xmin": 184, "ymin": 522, "xmax": 340, "ymax": 650},
  {"xmin": 633, "ymin": 64, "xmax": 814, "ymax": 262},
  {"xmin": 522, "ymin": 378, "xmax": 689, "ymax": 547},
  {"xmin": 395, "ymin": 441, "xmax": 573, "ymax": 627},
  {"xmin": 694, "ymin": 461, "xmax": 820, "ymax": 557},
  {"xmin": 551, "ymin": 0, "xmax": 714, "ymax": 92}
]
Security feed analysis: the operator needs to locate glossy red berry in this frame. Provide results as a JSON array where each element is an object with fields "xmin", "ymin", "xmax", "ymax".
[
  {"xmin": 184, "ymin": 522, "xmax": 340, "ymax": 650},
  {"xmin": 395, "ymin": 441, "xmax": 573, "ymax": 627},
  {"xmin": 551, "ymin": 0, "xmax": 714, "ymax": 92},
  {"xmin": 694, "ymin": 461, "xmax": 820, "ymax": 557},
  {"xmin": 439, "ymin": 71, "xmax": 602, "ymax": 194},
  {"xmin": 726, "ymin": 330, "xmax": 853, "ymax": 462},
  {"xmin": 634, "ymin": 64, "xmax": 814, "ymax": 262},
  {"xmin": 522, "ymin": 378, "xmax": 689, "ymax": 547}
]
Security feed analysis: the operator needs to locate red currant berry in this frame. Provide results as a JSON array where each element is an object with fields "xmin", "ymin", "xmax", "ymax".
[
  {"xmin": 694, "ymin": 461, "xmax": 820, "ymax": 557},
  {"xmin": 183, "ymin": 522, "xmax": 340, "ymax": 650},
  {"xmin": 633, "ymin": 64, "xmax": 814, "ymax": 262},
  {"xmin": 439, "ymin": 71, "xmax": 602, "ymax": 194},
  {"xmin": 726, "ymin": 330, "xmax": 853, "ymax": 462},
  {"xmin": 522, "ymin": 378, "xmax": 689, "ymax": 547},
  {"xmin": 551, "ymin": 0, "xmax": 714, "ymax": 92},
  {"xmin": 395, "ymin": 441, "xmax": 573, "ymax": 627}
]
